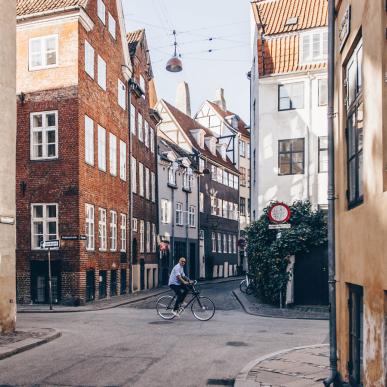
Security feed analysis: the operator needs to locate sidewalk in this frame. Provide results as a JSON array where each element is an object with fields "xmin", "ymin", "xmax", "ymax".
[
  {"xmin": 0, "ymin": 328, "xmax": 61, "ymax": 361},
  {"xmin": 233, "ymin": 289, "xmax": 329, "ymax": 320},
  {"xmin": 235, "ymin": 344, "xmax": 329, "ymax": 387},
  {"xmin": 18, "ymin": 276, "xmax": 241, "ymax": 313}
]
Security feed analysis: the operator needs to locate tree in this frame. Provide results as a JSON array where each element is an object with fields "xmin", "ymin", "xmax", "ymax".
[{"xmin": 246, "ymin": 200, "xmax": 327, "ymax": 304}]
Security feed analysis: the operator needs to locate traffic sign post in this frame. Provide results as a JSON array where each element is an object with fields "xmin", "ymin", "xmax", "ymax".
[{"xmin": 40, "ymin": 240, "xmax": 59, "ymax": 310}]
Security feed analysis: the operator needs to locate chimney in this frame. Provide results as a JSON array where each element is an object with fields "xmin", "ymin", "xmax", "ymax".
[
  {"xmin": 176, "ymin": 81, "xmax": 191, "ymax": 116},
  {"xmin": 214, "ymin": 88, "xmax": 226, "ymax": 111}
]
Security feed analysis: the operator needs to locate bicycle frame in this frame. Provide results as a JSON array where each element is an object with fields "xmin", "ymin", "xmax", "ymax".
[{"xmin": 168, "ymin": 284, "xmax": 202, "ymax": 311}]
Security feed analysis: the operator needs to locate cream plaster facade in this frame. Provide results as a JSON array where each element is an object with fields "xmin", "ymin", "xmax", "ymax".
[{"xmin": 0, "ymin": 1, "xmax": 17, "ymax": 333}]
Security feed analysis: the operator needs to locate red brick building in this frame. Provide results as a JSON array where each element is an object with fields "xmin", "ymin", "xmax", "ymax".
[
  {"xmin": 127, "ymin": 29, "xmax": 160, "ymax": 291},
  {"xmin": 16, "ymin": 0, "xmax": 132, "ymax": 304}
]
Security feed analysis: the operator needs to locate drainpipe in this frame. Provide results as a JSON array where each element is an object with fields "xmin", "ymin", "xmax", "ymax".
[
  {"xmin": 324, "ymin": 0, "xmax": 341, "ymax": 385},
  {"xmin": 128, "ymin": 78, "xmax": 134, "ymax": 293},
  {"xmin": 171, "ymin": 179, "xmax": 175, "ymax": 268}
]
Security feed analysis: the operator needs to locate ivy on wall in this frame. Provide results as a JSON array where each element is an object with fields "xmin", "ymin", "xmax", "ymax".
[{"xmin": 246, "ymin": 200, "xmax": 327, "ymax": 304}]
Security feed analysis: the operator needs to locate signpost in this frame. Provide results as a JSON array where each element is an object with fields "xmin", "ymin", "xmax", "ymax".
[{"xmin": 40, "ymin": 240, "xmax": 59, "ymax": 310}]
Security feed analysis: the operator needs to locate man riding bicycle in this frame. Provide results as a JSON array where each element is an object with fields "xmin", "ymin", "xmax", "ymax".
[{"xmin": 168, "ymin": 257, "xmax": 192, "ymax": 316}]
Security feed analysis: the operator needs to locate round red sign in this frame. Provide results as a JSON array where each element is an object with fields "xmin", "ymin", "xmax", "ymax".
[{"xmin": 268, "ymin": 203, "xmax": 291, "ymax": 224}]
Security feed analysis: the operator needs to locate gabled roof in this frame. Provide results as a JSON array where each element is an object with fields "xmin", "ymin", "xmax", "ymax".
[
  {"xmin": 207, "ymin": 101, "xmax": 250, "ymax": 138},
  {"xmin": 16, "ymin": 0, "xmax": 88, "ymax": 16},
  {"xmin": 252, "ymin": 0, "xmax": 328, "ymax": 36},
  {"xmin": 161, "ymin": 100, "xmax": 239, "ymax": 174}
]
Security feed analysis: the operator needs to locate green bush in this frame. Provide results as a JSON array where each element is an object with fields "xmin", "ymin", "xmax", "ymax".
[{"xmin": 246, "ymin": 200, "xmax": 327, "ymax": 304}]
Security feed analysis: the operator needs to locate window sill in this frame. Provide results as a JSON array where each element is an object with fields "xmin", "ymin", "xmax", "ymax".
[
  {"xmin": 30, "ymin": 157, "xmax": 59, "ymax": 162},
  {"xmin": 348, "ymin": 198, "xmax": 364, "ymax": 210},
  {"xmin": 182, "ymin": 187, "xmax": 192, "ymax": 193},
  {"xmin": 167, "ymin": 183, "xmax": 178, "ymax": 189}
]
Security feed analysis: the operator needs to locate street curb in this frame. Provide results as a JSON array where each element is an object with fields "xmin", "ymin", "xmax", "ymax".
[
  {"xmin": 0, "ymin": 329, "xmax": 61, "ymax": 361},
  {"xmin": 17, "ymin": 277, "xmax": 242, "ymax": 314},
  {"xmin": 234, "ymin": 343, "xmax": 329, "ymax": 387},
  {"xmin": 232, "ymin": 290, "xmax": 329, "ymax": 320}
]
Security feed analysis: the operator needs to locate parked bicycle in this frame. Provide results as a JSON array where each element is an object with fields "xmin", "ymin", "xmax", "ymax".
[
  {"xmin": 239, "ymin": 273, "xmax": 257, "ymax": 295},
  {"xmin": 156, "ymin": 280, "xmax": 215, "ymax": 321}
]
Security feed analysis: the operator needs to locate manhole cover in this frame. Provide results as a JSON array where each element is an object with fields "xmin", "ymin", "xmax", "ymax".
[
  {"xmin": 148, "ymin": 321, "xmax": 173, "ymax": 325},
  {"xmin": 226, "ymin": 341, "xmax": 248, "ymax": 347},
  {"xmin": 207, "ymin": 378, "xmax": 234, "ymax": 386}
]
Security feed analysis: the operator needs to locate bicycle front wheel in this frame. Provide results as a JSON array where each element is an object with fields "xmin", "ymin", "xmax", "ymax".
[
  {"xmin": 156, "ymin": 295, "xmax": 176, "ymax": 320},
  {"xmin": 191, "ymin": 296, "xmax": 215, "ymax": 321},
  {"xmin": 239, "ymin": 279, "xmax": 247, "ymax": 293}
]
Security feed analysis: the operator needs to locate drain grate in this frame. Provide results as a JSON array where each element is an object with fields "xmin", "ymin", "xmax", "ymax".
[
  {"xmin": 207, "ymin": 378, "xmax": 235, "ymax": 386},
  {"xmin": 226, "ymin": 341, "xmax": 248, "ymax": 347}
]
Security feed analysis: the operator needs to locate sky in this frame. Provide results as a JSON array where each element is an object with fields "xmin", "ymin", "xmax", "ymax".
[{"xmin": 122, "ymin": 0, "xmax": 252, "ymax": 122}]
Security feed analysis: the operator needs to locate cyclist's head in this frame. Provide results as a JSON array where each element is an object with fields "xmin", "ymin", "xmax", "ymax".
[{"xmin": 179, "ymin": 257, "xmax": 186, "ymax": 265}]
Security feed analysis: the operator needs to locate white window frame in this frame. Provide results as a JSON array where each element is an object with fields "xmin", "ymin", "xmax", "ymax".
[
  {"xmin": 217, "ymin": 233, "xmax": 222, "ymax": 253},
  {"xmin": 110, "ymin": 210, "xmax": 117, "ymax": 251},
  {"xmin": 97, "ymin": 55, "xmax": 107, "ymax": 90},
  {"xmin": 161, "ymin": 199, "xmax": 170, "ymax": 224},
  {"xmin": 85, "ymin": 115, "xmax": 94, "ymax": 165},
  {"xmin": 228, "ymin": 235, "xmax": 232, "ymax": 254},
  {"xmin": 84, "ymin": 40, "xmax": 94, "ymax": 78},
  {"xmin": 131, "ymin": 157, "xmax": 137, "ymax": 193},
  {"xmin": 85, "ymin": 204, "xmax": 95, "ymax": 251},
  {"xmin": 144, "ymin": 121, "xmax": 149, "ymax": 148},
  {"xmin": 223, "ymin": 234, "xmax": 227, "ymax": 253},
  {"xmin": 300, "ymin": 29, "xmax": 328, "ymax": 65},
  {"xmin": 151, "ymin": 172, "xmax": 156, "ymax": 202},
  {"xmin": 120, "ymin": 140, "xmax": 126, "ymax": 181},
  {"xmin": 233, "ymin": 235, "xmax": 237, "ymax": 254},
  {"xmin": 31, "ymin": 203, "xmax": 58, "ymax": 250},
  {"xmin": 168, "ymin": 164, "xmax": 177, "ymax": 186},
  {"xmin": 98, "ymin": 125, "xmax": 106, "ymax": 171},
  {"xmin": 146, "ymin": 221, "xmax": 151, "ymax": 252},
  {"xmin": 223, "ymin": 200, "xmax": 228, "ymax": 218},
  {"xmin": 132, "ymin": 217, "xmax": 138, "ymax": 232},
  {"xmin": 120, "ymin": 213, "xmax": 127, "ymax": 252},
  {"xmin": 189, "ymin": 206, "xmax": 195, "ymax": 228},
  {"xmin": 145, "ymin": 167, "xmax": 150, "ymax": 200},
  {"xmin": 152, "ymin": 223, "xmax": 156, "ymax": 252},
  {"xmin": 97, "ymin": 0, "xmax": 106, "ymax": 24},
  {"xmin": 200, "ymin": 193, "xmax": 204, "ymax": 212},
  {"xmin": 30, "ymin": 111, "xmax": 58, "ymax": 160},
  {"xmin": 109, "ymin": 133, "xmax": 117, "ymax": 176},
  {"xmin": 130, "ymin": 104, "xmax": 136, "ymax": 135},
  {"xmin": 118, "ymin": 79, "xmax": 126, "ymax": 109},
  {"xmin": 150, "ymin": 127, "xmax": 155, "ymax": 153},
  {"xmin": 138, "ymin": 113, "xmax": 143, "ymax": 142},
  {"xmin": 98, "ymin": 208, "xmax": 107, "ymax": 251},
  {"xmin": 139, "ymin": 220, "xmax": 144, "ymax": 253},
  {"xmin": 176, "ymin": 202, "xmax": 183, "ymax": 226},
  {"xmin": 29, "ymin": 35, "xmax": 58, "ymax": 71},
  {"xmin": 108, "ymin": 12, "xmax": 116, "ymax": 39},
  {"xmin": 138, "ymin": 162, "xmax": 144, "ymax": 196},
  {"xmin": 212, "ymin": 232, "xmax": 216, "ymax": 252}
]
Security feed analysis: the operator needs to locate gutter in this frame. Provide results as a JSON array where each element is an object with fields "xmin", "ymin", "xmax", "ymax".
[{"xmin": 16, "ymin": 6, "xmax": 80, "ymax": 21}]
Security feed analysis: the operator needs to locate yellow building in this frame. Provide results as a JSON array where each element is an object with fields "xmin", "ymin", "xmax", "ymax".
[{"xmin": 334, "ymin": 0, "xmax": 387, "ymax": 385}]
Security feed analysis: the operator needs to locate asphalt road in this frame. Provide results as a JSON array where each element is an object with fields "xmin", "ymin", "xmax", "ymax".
[{"xmin": 0, "ymin": 280, "xmax": 328, "ymax": 387}]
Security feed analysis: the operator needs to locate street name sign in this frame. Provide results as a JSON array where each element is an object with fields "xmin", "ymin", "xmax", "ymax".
[
  {"xmin": 61, "ymin": 236, "xmax": 78, "ymax": 241},
  {"xmin": 79, "ymin": 235, "xmax": 87, "ymax": 240},
  {"xmin": 269, "ymin": 224, "xmax": 291, "ymax": 230},
  {"xmin": 40, "ymin": 240, "xmax": 60, "ymax": 249}
]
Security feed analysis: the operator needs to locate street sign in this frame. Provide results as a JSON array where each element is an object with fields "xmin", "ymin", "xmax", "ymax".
[
  {"xmin": 40, "ymin": 240, "xmax": 60, "ymax": 249},
  {"xmin": 268, "ymin": 203, "xmax": 291, "ymax": 224},
  {"xmin": 79, "ymin": 235, "xmax": 87, "ymax": 240},
  {"xmin": 269, "ymin": 224, "xmax": 291, "ymax": 230},
  {"xmin": 61, "ymin": 236, "xmax": 78, "ymax": 241}
]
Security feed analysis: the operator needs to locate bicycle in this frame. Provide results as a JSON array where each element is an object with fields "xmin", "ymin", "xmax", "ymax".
[
  {"xmin": 239, "ymin": 273, "xmax": 256, "ymax": 295},
  {"xmin": 156, "ymin": 280, "xmax": 216, "ymax": 321}
]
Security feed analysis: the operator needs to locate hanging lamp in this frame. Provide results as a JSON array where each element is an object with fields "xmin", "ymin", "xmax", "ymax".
[{"xmin": 166, "ymin": 30, "xmax": 183, "ymax": 73}]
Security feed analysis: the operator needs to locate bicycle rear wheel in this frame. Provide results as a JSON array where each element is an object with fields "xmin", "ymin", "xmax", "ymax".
[
  {"xmin": 156, "ymin": 295, "xmax": 176, "ymax": 320},
  {"xmin": 246, "ymin": 284, "xmax": 255, "ymax": 295},
  {"xmin": 239, "ymin": 280, "xmax": 247, "ymax": 293},
  {"xmin": 191, "ymin": 296, "xmax": 215, "ymax": 321}
]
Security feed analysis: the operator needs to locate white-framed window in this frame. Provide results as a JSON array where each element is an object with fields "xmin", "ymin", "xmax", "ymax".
[
  {"xmin": 234, "ymin": 203, "xmax": 239, "ymax": 221},
  {"xmin": 212, "ymin": 232, "xmax": 216, "ymax": 252},
  {"xmin": 161, "ymin": 199, "xmax": 170, "ymax": 224},
  {"xmin": 152, "ymin": 223, "xmax": 156, "ymax": 252},
  {"xmin": 110, "ymin": 210, "xmax": 117, "ymax": 251},
  {"xmin": 233, "ymin": 235, "xmax": 237, "ymax": 253},
  {"xmin": 98, "ymin": 208, "xmax": 107, "ymax": 251},
  {"xmin": 217, "ymin": 233, "xmax": 222, "ymax": 253},
  {"xmin": 132, "ymin": 217, "xmax": 138, "ymax": 232},
  {"xmin": 168, "ymin": 162, "xmax": 177, "ymax": 185},
  {"xmin": 84, "ymin": 40, "xmax": 94, "ymax": 78},
  {"xmin": 130, "ymin": 104, "xmax": 136, "ymax": 135},
  {"xmin": 108, "ymin": 12, "xmax": 116, "ymax": 39},
  {"xmin": 223, "ymin": 200, "xmax": 228, "ymax": 218},
  {"xmin": 85, "ymin": 204, "xmax": 95, "ymax": 251},
  {"xmin": 97, "ymin": 55, "xmax": 106, "ymax": 90},
  {"xmin": 150, "ymin": 128, "xmax": 155, "ymax": 153},
  {"xmin": 223, "ymin": 171, "xmax": 229, "ymax": 186},
  {"xmin": 211, "ymin": 165, "xmax": 217, "ymax": 181},
  {"xmin": 189, "ymin": 206, "xmax": 195, "ymax": 227},
  {"xmin": 144, "ymin": 121, "xmax": 149, "ymax": 148},
  {"xmin": 97, "ymin": 0, "xmax": 106, "ymax": 24},
  {"xmin": 120, "ymin": 140, "xmax": 126, "ymax": 181},
  {"xmin": 318, "ymin": 78, "xmax": 328, "ymax": 106},
  {"xmin": 228, "ymin": 235, "xmax": 232, "ymax": 254},
  {"xmin": 30, "ymin": 111, "xmax": 58, "ymax": 160},
  {"xmin": 228, "ymin": 174, "xmax": 234, "ymax": 188},
  {"xmin": 210, "ymin": 196, "xmax": 217, "ymax": 215},
  {"xmin": 217, "ymin": 198, "xmax": 222, "ymax": 217},
  {"xmin": 300, "ymin": 29, "xmax": 328, "ymax": 65},
  {"xmin": 217, "ymin": 167, "xmax": 223, "ymax": 183},
  {"xmin": 131, "ymin": 157, "xmax": 137, "ymax": 193},
  {"xmin": 200, "ymin": 192, "xmax": 204, "ymax": 212},
  {"xmin": 146, "ymin": 221, "xmax": 151, "ymax": 252},
  {"xmin": 151, "ymin": 172, "xmax": 156, "ymax": 202},
  {"xmin": 109, "ymin": 133, "xmax": 117, "ymax": 176},
  {"xmin": 228, "ymin": 202, "xmax": 233, "ymax": 219},
  {"xmin": 120, "ymin": 213, "xmax": 126, "ymax": 252},
  {"xmin": 183, "ymin": 168, "xmax": 193, "ymax": 190},
  {"xmin": 233, "ymin": 175, "xmax": 239, "ymax": 190},
  {"xmin": 29, "ymin": 35, "xmax": 58, "ymax": 70},
  {"xmin": 98, "ymin": 125, "xmax": 106, "ymax": 171},
  {"xmin": 145, "ymin": 167, "xmax": 150, "ymax": 200},
  {"xmin": 85, "ymin": 115, "xmax": 94, "ymax": 165},
  {"xmin": 31, "ymin": 204, "xmax": 58, "ymax": 249},
  {"xmin": 118, "ymin": 79, "xmax": 126, "ymax": 109},
  {"xmin": 138, "ymin": 113, "xmax": 143, "ymax": 141},
  {"xmin": 279, "ymin": 82, "xmax": 304, "ymax": 111},
  {"xmin": 223, "ymin": 234, "xmax": 227, "ymax": 253},
  {"xmin": 138, "ymin": 162, "xmax": 144, "ymax": 196},
  {"xmin": 239, "ymin": 140, "xmax": 246, "ymax": 157},
  {"xmin": 176, "ymin": 203, "xmax": 183, "ymax": 226},
  {"xmin": 139, "ymin": 220, "xmax": 144, "ymax": 253}
]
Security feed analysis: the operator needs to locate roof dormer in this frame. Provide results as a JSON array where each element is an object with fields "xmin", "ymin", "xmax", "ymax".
[
  {"xmin": 190, "ymin": 128, "xmax": 205, "ymax": 149},
  {"xmin": 216, "ymin": 143, "xmax": 227, "ymax": 160},
  {"xmin": 205, "ymin": 136, "xmax": 217, "ymax": 155},
  {"xmin": 226, "ymin": 114, "xmax": 239, "ymax": 130}
]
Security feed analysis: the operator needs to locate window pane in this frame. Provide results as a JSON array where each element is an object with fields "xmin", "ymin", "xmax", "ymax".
[
  {"xmin": 358, "ymin": 151, "xmax": 363, "ymax": 198},
  {"xmin": 292, "ymin": 139, "xmax": 304, "ymax": 152},
  {"xmin": 319, "ymin": 79, "xmax": 328, "ymax": 106},
  {"xmin": 279, "ymin": 154, "xmax": 291, "ymax": 174},
  {"xmin": 47, "ymin": 130, "xmax": 56, "ymax": 144},
  {"xmin": 279, "ymin": 140, "xmax": 291, "ymax": 153},
  {"xmin": 357, "ymin": 102, "xmax": 364, "ymax": 151},
  {"xmin": 302, "ymin": 34, "xmax": 310, "ymax": 62},
  {"xmin": 349, "ymin": 159, "xmax": 356, "ymax": 202},
  {"xmin": 47, "ymin": 144, "xmax": 56, "ymax": 157},
  {"xmin": 291, "ymin": 83, "xmax": 304, "ymax": 108},
  {"xmin": 47, "ymin": 205, "xmax": 56, "ymax": 218},
  {"xmin": 357, "ymin": 44, "xmax": 363, "ymax": 92},
  {"xmin": 279, "ymin": 97, "xmax": 290, "ymax": 110},
  {"xmin": 348, "ymin": 113, "xmax": 356, "ymax": 157},
  {"xmin": 312, "ymin": 33, "xmax": 321, "ymax": 58},
  {"xmin": 48, "ymin": 221, "xmax": 57, "ymax": 235},
  {"xmin": 33, "ymin": 115, "xmax": 43, "ymax": 128},
  {"xmin": 347, "ymin": 60, "xmax": 357, "ymax": 107},
  {"xmin": 46, "ymin": 113, "xmax": 56, "ymax": 127},
  {"xmin": 33, "ymin": 205, "xmax": 43, "ymax": 218},
  {"xmin": 34, "ymin": 221, "xmax": 43, "ymax": 234},
  {"xmin": 319, "ymin": 149, "xmax": 328, "ymax": 173}
]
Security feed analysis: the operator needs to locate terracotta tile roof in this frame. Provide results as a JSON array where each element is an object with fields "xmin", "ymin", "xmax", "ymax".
[
  {"xmin": 207, "ymin": 101, "xmax": 250, "ymax": 138},
  {"xmin": 127, "ymin": 29, "xmax": 145, "ymax": 57},
  {"xmin": 252, "ymin": 0, "xmax": 328, "ymax": 35},
  {"xmin": 16, "ymin": 0, "xmax": 88, "ymax": 17},
  {"xmin": 162, "ymin": 100, "xmax": 239, "ymax": 174}
]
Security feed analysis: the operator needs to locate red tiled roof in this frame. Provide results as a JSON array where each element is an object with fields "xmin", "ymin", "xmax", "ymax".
[
  {"xmin": 207, "ymin": 101, "xmax": 250, "ymax": 138},
  {"xmin": 252, "ymin": 0, "xmax": 328, "ymax": 35},
  {"xmin": 127, "ymin": 29, "xmax": 144, "ymax": 44},
  {"xmin": 162, "ymin": 100, "xmax": 239, "ymax": 174},
  {"xmin": 16, "ymin": 0, "xmax": 88, "ymax": 16}
]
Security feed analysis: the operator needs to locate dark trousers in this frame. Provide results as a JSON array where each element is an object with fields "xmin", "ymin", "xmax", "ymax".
[{"xmin": 170, "ymin": 285, "xmax": 189, "ymax": 311}]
